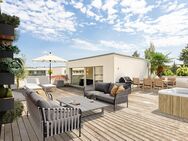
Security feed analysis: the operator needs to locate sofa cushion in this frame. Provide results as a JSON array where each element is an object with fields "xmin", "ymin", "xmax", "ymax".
[
  {"xmin": 96, "ymin": 94, "xmax": 114, "ymax": 104},
  {"xmin": 48, "ymin": 100, "xmax": 60, "ymax": 108},
  {"xmin": 95, "ymin": 82, "xmax": 110, "ymax": 93},
  {"xmin": 37, "ymin": 100, "xmax": 51, "ymax": 108},
  {"xmin": 108, "ymin": 83, "xmax": 114, "ymax": 93},
  {"xmin": 116, "ymin": 85, "xmax": 125, "ymax": 94},
  {"xmin": 28, "ymin": 92, "xmax": 44, "ymax": 105},
  {"xmin": 85, "ymin": 90, "xmax": 105, "ymax": 97},
  {"xmin": 110, "ymin": 85, "xmax": 119, "ymax": 96}
]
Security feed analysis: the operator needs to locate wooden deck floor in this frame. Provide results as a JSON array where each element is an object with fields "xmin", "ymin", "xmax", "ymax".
[{"xmin": 1, "ymin": 87, "xmax": 188, "ymax": 141}]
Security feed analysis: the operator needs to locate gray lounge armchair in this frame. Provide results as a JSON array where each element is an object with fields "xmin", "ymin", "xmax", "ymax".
[
  {"xmin": 84, "ymin": 82, "xmax": 130, "ymax": 111},
  {"xmin": 25, "ymin": 88, "xmax": 82, "ymax": 141}
]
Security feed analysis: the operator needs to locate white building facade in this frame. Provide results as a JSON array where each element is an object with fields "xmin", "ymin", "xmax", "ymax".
[{"xmin": 67, "ymin": 53, "xmax": 150, "ymax": 87}]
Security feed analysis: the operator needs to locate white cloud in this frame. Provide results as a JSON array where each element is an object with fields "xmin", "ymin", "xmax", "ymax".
[
  {"xmin": 120, "ymin": 0, "xmax": 154, "ymax": 15},
  {"xmin": 91, "ymin": 0, "xmax": 102, "ymax": 9},
  {"xmin": 71, "ymin": 38, "xmax": 137, "ymax": 54},
  {"xmin": 72, "ymin": 39, "xmax": 103, "ymax": 51},
  {"xmin": 2, "ymin": 0, "xmax": 77, "ymax": 41}
]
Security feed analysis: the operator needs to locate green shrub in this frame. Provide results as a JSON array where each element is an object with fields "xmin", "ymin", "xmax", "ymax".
[
  {"xmin": 0, "ymin": 101, "xmax": 24, "ymax": 123},
  {"xmin": 0, "ymin": 13, "xmax": 20, "ymax": 28},
  {"xmin": 163, "ymin": 69, "xmax": 174, "ymax": 76},
  {"xmin": 0, "ymin": 87, "xmax": 12, "ymax": 98},
  {"xmin": 0, "ymin": 45, "xmax": 20, "ymax": 54},
  {"xmin": 176, "ymin": 66, "xmax": 188, "ymax": 76}
]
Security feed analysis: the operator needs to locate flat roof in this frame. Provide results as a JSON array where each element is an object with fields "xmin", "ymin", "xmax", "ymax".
[{"xmin": 68, "ymin": 52, "xmax": 148, "ymax": 62}]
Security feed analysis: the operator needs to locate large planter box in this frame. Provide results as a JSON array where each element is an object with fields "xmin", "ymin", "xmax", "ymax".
[
  {"xmin": 0, "ymin": 97, "xmax": 14, "ymax": 112},
  {"xmin": 0, "ymin": 50, "xmax": 13, "ymax": 58},
  {"xmin": 0, "ymin": 97, "xmax": 14, "ymax": 124},
  {"xmin": 0, "ymin": 24, "xmax": 14, "ymax": 40},
  {"xmin": 0, "ymin": 73, "xmax": 14, "ymax": 85}
]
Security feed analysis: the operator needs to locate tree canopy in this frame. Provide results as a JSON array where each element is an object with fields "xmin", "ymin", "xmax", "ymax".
[
  {"xmin": 132, "ymin": 51, "xmax": 140, "ymax": 57},
  {"xmin": 179, "ymin": 44, "xmax": 188, "ymax": 66}
]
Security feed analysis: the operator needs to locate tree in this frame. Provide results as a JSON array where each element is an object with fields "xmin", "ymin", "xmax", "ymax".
[
  {"xmin": 179, "ymin": 44, "xmax": 188, "ymax": 66},
  {"xmin": 171, "ymin": 61, "xmax": 178, "ymax": 74},
  {"xmin": 15, "ymin": 58, "xmax": 27, "ymax": 89},
  {"xmin": 144, "ymin": 42, "xmax": 155, "ymax": 59},
  {"xmin": 149, "ymin": 52, "xmax": 171, "ymax": 77},
  {"xmin": 132, "ymin": 51, "xmax": 140, "ymax": 57}
]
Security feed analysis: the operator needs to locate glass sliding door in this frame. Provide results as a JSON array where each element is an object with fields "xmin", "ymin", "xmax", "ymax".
[
  {"xmin": 85, "ymin": 67, "xmax": 94, "ymax": 86},
  {"xmin": 71, "ymin": 68, "xmax": 84, "ymax": 86},
  {"xmin": 94, "ymin": 66, "xmax": 103, "ymax": 84}
]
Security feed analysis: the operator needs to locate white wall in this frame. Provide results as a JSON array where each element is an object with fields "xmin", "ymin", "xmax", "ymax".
[
  {"xmin": 114, "ymin": 55, "xmax": 149, "ymax": 82},
  {"xmin": 67, "ymin": 55, "xmax": 115, "ymax": 83}
]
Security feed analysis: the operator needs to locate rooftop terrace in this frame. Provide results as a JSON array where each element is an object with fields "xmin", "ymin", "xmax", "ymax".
[{"xmin": 1, "ymin": 87, "xmax": 188, "ymax": 141}]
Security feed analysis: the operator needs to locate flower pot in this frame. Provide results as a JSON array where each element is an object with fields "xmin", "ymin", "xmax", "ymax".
[
  {"xmin": 0, "ymin": 24, "xmax": 15, "ymax": 40},
  {"xmin": 0, "ymin": 50, "xmax": 13, "ymax": 58},
  {"xmin": 0, "ymin": 73, "xmax": 14, "ymax": 85}
]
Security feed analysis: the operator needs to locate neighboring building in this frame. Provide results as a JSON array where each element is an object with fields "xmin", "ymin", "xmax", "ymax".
[
  {"xmin": 67, "ymin": 53, "xmax": 150, "ymax": 87},
  {"xmin": 26, "ymin": 66, "xmax": 66, "ymax": 77}
]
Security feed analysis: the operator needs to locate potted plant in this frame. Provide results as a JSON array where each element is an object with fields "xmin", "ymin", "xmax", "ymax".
[
  {"xmin": 0, "ymin": 85, "xmax": 14, "ymax": 112},
  {"xmin": 0, "ymin": 44, "xmax": 19, "ymax": 59},
  {"xmin": 0, "ymin": 13, "xmax": 20, "ymax": 41}
]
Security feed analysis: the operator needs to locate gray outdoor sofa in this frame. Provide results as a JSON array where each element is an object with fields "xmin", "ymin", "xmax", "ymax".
[
  {"xmin": 84, "ymin": 82, "xmax": 130, "ymax": 111},
  {"xmin": 25, "ymin": 88, "xmax": 82, "ymax": 141}
]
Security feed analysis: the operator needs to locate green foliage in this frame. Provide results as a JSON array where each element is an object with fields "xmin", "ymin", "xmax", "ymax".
[
  {"xmin": 163, "ymin": 69, "xmax": 174, "ymax": 76},
  {"xmin": 149, "ymin": 52, "xmax": 171, "ymax": 74},
  {"xmin": 176, "ymin": 66, "xmax": 188, "ymax": 76},
  {"xmin": 15, "ymin": 59, "xmax": 27, "ymax": 89},
  {"xmin": 145, "ymin": 42, "xmax": 155, "ymax": 59},
  {"xmin": 132, "ymin": 51, "xmax": 140, "ymax": 57},
  {"xmin": 0, "ymin": 58, "xmax": 24, "ymax": 75},
  {"xmin": 0, "ymin": 13, "xmax": 20, "ymax": 28},
  {"xmin": 179, "ymin": 45, "xmax": 188, "ymax": 66},
  {"xmin": 0, "ymin": 87, "xmax": 12, "ymax": 98},
  {"xmin": 0, "ymin": 45, "xmax": 20, "ymax": 54},
  {"xmin": 48, "ymin": 69, "xmax": 53, "ymax": 75},
  {"xmin": 171, "ymin": 61, "xmax": 178, "ymax": 74},
  {"xmin": 0, "ymin": 101, "xmax": 24, "ymax": 123}
]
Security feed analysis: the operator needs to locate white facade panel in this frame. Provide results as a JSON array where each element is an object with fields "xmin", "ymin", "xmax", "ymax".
[
  {"xmin": 67, "ymin": 55, "xmax": 115, "ymax": 83},
  {"xmin": 114, "ymin": 55, "xmax": 149, "ymax": 82}
]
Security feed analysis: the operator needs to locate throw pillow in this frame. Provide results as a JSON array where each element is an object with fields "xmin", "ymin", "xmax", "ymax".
[
  {"xmin": 110, "ymin": 85, "xmax": 119, "ymax": 96},
  {"xmin": 116, "ymin": 85, "xmax": 125, "ymax": 94}
]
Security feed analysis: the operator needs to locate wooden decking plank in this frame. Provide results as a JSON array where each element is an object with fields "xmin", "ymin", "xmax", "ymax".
[
  {"xmin": 0, "ymin": 124, "xmax": 5, "ymax": 141},
  {"xmin": 17, "ymin": 117, "xmax": 30, "ymax": 141},
  {"xmin": 11, "ymin": 120, "xmax": 21, "ymax": 141},
  {"xmin": 83, "ymin": 121, "xmax": 117, "ymax": 141},
  {"xmin": 85, "ymin": 116, "xmax": 125, "ymax": 141},
  {"xmin": 75, "ymin": 128, "xmax": 99, "ymax": 141},
  {"xmin": 87, "ymin": 114, "xmax": 137, "ymax": 141},
  {"xmin": 81, "ymin": 123, "xmax": 108, "ymax": 141},
  {"xmin": 4, "ymin": 123, "xmax": 12, "ymax": 141},
  {"xmin": 115, "ymin": 110, "xmax": 188, "ymax": 140},
  {"xmin": 93, "ymin": 115, "xmax": 149, "ymax": 141},
  {"xmin": 22, "ymin": 116, "xmax": 38, "ymax": 141},
  {"xmin": 105, "ymin": 112, "xmax": 177, "ymax": 141}
]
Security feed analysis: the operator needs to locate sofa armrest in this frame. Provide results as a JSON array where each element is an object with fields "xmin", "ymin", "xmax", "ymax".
[{"xmin": 84, "ymin": 86, "xmax": 95, "ymax": 96}]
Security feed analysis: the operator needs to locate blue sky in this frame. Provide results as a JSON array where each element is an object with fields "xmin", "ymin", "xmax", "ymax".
[{"xmin": 2, "ymin": 0, "xmax": 188, "ymax": 67}]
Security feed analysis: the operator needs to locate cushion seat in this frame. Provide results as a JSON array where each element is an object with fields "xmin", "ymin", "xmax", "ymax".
[
  {"xmin": 85, "ymin": 91, "xmax": 105, "ymax": 98},
  {"xmin": 96, "ymin": 93, "xmax": 115, "ymax": 104}
]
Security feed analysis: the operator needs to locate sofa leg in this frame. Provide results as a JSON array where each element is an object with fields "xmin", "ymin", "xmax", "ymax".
[
  {"xmin": 113, "ymin": 104, "xmax": 116, "ymax": 111},
  {"xmin": 79, "ymin": 128, "xmax": 81, "ymax": 137},
  {"xmin": 26, "ymin": 111, "xmax": 29, "ymax": 117}
]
